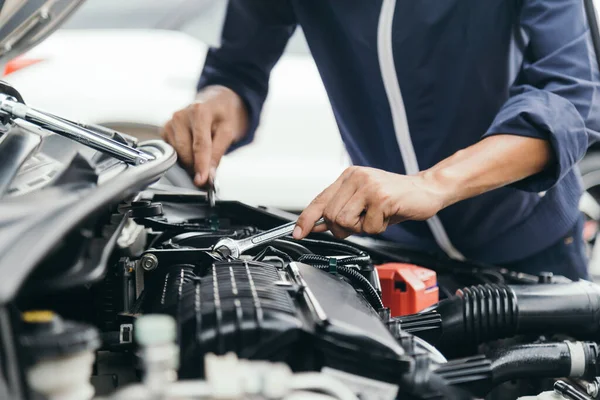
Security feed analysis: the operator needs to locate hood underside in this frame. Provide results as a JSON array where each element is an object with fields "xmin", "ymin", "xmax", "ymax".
[{"xmin": 0, "ymin": 0, "xmax": 85, "ymax": 68}]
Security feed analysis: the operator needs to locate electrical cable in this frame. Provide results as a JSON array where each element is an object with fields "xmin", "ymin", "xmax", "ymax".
[
  {"xmin": 254, "ymin": 246, "xmax": 294, "ymax": 263},
  {"xmin": 269, "ymin": 239, "xmax": 313, "ymax": 258},
  {"xmin": 283, "ymin": 237, "xmax": 369, "ymax": 257},
  {"xmin": 297, "ymin": 254, "xmax": 383, "ymax": 310},
  {"xmin": 298, "ymin": 254, "xmax": 372, "ymax": 267}
]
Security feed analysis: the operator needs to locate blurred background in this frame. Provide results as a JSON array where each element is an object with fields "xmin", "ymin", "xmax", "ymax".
[{"xmin": 2, "ymin": 0, "xmax": 351, "ymax": 212}]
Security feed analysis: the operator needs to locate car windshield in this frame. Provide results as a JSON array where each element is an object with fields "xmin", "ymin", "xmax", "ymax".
[{"xmin": 62, "ymin": 0, "xmax": 310, "ymax": 55}]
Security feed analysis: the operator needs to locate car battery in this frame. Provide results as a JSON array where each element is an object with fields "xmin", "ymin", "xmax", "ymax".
[{"xmin": 376, "ymin": 263, "xmax": 439, "ymax": 316}]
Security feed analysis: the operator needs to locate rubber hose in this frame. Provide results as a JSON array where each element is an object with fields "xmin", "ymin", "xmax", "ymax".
[
  {"xmin": 488, "ymin": 342, "xmax": 599, "ymax": 386},
  {"xmin": 435, "ymin": 342, "xmax": 600, "ymax": 397},
  {"xmin": 297, "ymin": 254, "xmax": 383, "ymax": 310},
  {"xmin": 433, "ymin": 281, "xmax": 600, "ymax": 350}
]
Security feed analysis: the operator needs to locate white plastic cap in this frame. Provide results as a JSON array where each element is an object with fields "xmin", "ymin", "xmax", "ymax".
[{"xmin": 134, "ymin": 315, "xmax": 177, "ymax": 346}]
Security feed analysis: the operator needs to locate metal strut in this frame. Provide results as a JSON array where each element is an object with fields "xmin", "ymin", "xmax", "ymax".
[{"xmin": 0, "ymin": 94, "xmax": 154, "ymax": 165}]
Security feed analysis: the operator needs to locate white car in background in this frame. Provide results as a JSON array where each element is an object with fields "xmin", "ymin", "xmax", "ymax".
[{"xmin": 3, "ymin": 0, "xmax": 349, "ymax": 212}]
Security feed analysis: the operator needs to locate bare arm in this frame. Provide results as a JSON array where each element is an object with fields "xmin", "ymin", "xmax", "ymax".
[
  {"xmin": 423, "ymin": 134, "xmax": 553, "ymax": 208},
  {"xmin": 293, "ymin": 135, "xmax": 553, "ymax": 239}
]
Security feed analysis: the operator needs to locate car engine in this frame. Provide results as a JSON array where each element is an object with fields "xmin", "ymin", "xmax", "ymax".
[
  {"xmin": 6, "ymin": 188, "xmax": 600, "ymax": 400},
  {"xmin": 2, "ymin": 85, "xmax": 600, "ymax": 400}
]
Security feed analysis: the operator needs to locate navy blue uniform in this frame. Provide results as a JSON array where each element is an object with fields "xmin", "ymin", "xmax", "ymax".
[{"xmin": 199, "ymin": 0, "xmax": 600, "ymax": 279}]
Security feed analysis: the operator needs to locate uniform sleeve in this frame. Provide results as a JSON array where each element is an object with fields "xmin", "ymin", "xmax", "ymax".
[
  {"xmin": 483, "ymin": 0, "xmax": 600, "ymax": 192},
  {"xmin": 197, "ymin": 0, "xmax": 297, "ymax": 150}
]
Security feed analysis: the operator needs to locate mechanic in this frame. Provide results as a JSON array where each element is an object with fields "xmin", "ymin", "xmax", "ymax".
[{"xmin": 162, "ymin": 0, "xmax": 600, "ymax": 281}]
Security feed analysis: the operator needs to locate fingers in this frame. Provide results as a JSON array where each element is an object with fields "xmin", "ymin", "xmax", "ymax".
[
  {"xmin": 322, "ymin": 175, "xmax": 358, "ymax": 225},
  {"xmin": 294, "ymin": 193, "xmax": 331, "ymax": 239},
  {"xmin": 362, "ymin": 202, "xmax": 387, "ymax": 235},
  {"xmin": 210, "ymin": 123, "xmax": 235, "ymax": 172},
  {"xmin": 310, "ymin": 223, "xmax": 330, "ymax": 233},
  {"xmin": 168, "ymin": 112, "xmax": 194, "ymax": 173},
  {"xmin": 323, "ymin": 180, "xmax": 360, "ymax": 238},
  {"xmin": 293, "ymin": 174, "xmax": 347, "ymax": 239},
  {"xmin": 162, "ymin": 105, "xmax": 236, "ymax": 188},
  {"xmin": 160, "ymin": 120, "xmax": 173, "ymax": 144},
  {"xmin": 189, "ymin": 104, "xmax": 214, "ymax": 186},
  {"xmin": 162, "ymin": 86, "xmax": 249, "ymax": 188},
  {"xmin": 332, "ymin": 190, "xmax": 367, "ymax": 237},
  {"xmin": 294, "ymin": 166, "xmax": 394, "ymax": 240}
]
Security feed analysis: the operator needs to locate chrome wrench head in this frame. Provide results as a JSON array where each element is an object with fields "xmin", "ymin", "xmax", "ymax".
[
  {"xmin": 211, "ymin": 218, "xmax": 326, "ymax": 260},
  {"xmin": 212, "ymin": 237, "xmax": 240, "ymax": 259}
]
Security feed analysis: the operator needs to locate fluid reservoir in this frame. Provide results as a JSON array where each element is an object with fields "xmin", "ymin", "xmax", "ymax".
[
  {"xmin": 19, "ymin": 310, "xmax": 100, "ymax": 400},
  {"xmin": 376, "ymin": 263, "xmax": 439, "ymax": 316}
]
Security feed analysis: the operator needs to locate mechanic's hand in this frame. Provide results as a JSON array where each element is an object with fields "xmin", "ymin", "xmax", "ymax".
[
  {"xmin": 293, "ymin": 166, "xmax": 451, "ymax": 239},
  {"xmin": 161, "ymin": 85, "xmax": 249, "ymax": 187}
]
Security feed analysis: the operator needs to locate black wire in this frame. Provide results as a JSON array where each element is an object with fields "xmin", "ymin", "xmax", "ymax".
[
  {"xmin": 298, "ymin": 253, "xmax": 371, "ymax": 267},
  {"xmin": 281, "ymin": 237, "xmax": 369, "ymax": 257},
  {"xmin": 297, "ymin": 254, "xmax": 384, "ymax": 310},
  {"xmin": 269, "ymin": 239, "xmax": 313, "ymax": 258},
  {"xmin": 254, "ymin": 246, "xmax": 294, "ymax": 263}
]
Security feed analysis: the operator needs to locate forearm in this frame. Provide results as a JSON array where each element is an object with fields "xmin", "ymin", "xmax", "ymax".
[{"xmin": 421, "ymin": 135, "xmax": 554, "ymax": 208}]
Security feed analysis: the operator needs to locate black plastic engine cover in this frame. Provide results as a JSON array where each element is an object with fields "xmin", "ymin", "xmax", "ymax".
[{"xmin": 152, "ymin": 260, "xmax": 409, "ymax": 383}]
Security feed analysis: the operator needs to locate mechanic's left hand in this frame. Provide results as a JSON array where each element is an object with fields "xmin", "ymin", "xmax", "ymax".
[{"xmin": 293, "ymin": 166, "xmax": 451, "ymax": 239}]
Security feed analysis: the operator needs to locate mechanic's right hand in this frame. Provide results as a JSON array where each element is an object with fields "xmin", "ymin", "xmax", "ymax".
[{"xmin": 161, "ymin": 85, "xmax": 249, "ymax": 187}]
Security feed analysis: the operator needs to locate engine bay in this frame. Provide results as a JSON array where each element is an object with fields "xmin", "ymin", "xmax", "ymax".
[
  {"xmin": 6, "ymin": 185, "xmax": 600, "ymax": 400},
  {"xmin": 1, "ymin": 92, "xmax": 600, "ymax": 400}
]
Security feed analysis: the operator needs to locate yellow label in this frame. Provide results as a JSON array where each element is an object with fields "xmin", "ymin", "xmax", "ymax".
[{"xmin": 22, "ymin": 310, "xmax": 55, "ymax": 323}]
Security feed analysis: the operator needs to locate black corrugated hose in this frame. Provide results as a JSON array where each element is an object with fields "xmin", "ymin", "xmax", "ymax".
[
  {"xmin": 297, "ymin": 254, "xmax": 384, "ymax": 310},
  {"xmin": 431, "ymin": 281, "xmax": 600, "ymax": 354}
]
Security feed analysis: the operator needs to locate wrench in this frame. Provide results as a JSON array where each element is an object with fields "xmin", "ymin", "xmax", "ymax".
[
  {"xmin": 213, "ymin": 217, "xmax": 326, "ymax": 258},
  {"xmin": 206, "ymin": 174, "xmax": 216, "ymax": 209},
  {"xmin": 0, "ymin": 94, "xmax": 153, "ymax": 165}
]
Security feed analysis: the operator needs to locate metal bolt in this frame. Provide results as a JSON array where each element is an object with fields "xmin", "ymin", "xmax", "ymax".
[
  {"xmin": 140, "ymin": 254, "xmax": 158, "ymax": 271},
  {"xmin": 587, "ymin": 382, "xmax": 598, "ymax": 398},
  {"xmin": 538, "ymin": 272, "xmax": 554, "ymax": 284}
]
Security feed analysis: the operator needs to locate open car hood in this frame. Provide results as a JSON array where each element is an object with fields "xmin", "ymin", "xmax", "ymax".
[{"xmin": 0, "ymin": 0, "xmax": 84, "ymax": 69}]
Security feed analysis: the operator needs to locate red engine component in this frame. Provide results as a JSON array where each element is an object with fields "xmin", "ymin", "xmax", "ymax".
[{"xmin": 376, "ymin": 263, "xmax": 439, "ymax": 317}]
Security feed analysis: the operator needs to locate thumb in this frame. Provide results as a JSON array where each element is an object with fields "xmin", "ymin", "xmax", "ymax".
[
  {"xmin": 294, "ymin": 206, "xmax": 325, "ymax": 240},
  {"xmin": 190, "ymin": 111, "xmax": 213, "ymax": 187},
  {"xmin": 293, "ymin": 171, "xmax": 351, "ymax": 239},
  {"xmin": 210, "ymin": 125, "xmax": 236, "ymax": 172},
  {"xmin": 293, "ymin": 185, "xmax": 340, "ymax": 239}
]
